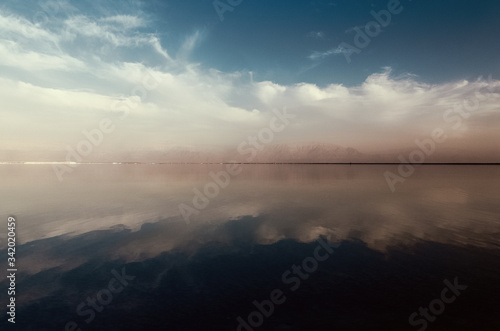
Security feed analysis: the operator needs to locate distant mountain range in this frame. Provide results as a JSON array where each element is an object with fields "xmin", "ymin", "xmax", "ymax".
[
  {"xmin": 148, "ymin": 143, "xmax": 365, "ymax": 163},
  {"xmin": 1, "ymin": 143, "xmax": 499, "ymax": 163}
]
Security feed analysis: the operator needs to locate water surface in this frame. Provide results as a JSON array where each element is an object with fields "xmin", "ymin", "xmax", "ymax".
[{"xmin": 1, "ymin": 164, "xmax": 499, "ymax": 330}]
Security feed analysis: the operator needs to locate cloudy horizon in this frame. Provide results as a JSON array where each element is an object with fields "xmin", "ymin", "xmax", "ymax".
[{"xmin": 1, "ymin": 0, "xmax": 499, "ymax": 163}]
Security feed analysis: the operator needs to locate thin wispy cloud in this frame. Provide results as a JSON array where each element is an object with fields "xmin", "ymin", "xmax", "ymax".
[
  {"xmin": 177, "ymin": 29, "xmax": 205, "ymax": 61},
  {"xmin": 308, "ymin": 45, "xmax": 355, "ymax": 61},
  {"xmin": 100, "ymin": 14, "xmax": 145, "ymax": 29},
  {"xmin": 308, "ymin": 31, "xmax": 325, "ymax": 39}
]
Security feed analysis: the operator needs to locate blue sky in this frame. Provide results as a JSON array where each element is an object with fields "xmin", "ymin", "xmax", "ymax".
[
  {"xmin": 6, "ymin": 0, "xmax": 499, "ymax": 86},
  {"xmin": 0, "ymin": 0, "xmax": 499, "ymax": 161},
  {"xmin": 125, "ymin": 0, "xmax": 500, "ymax": 86}
]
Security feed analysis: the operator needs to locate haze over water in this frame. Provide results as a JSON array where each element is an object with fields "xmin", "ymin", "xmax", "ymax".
[{"xmin": 1, "ymin": 164, "xmax": 499, "ymax": 330}]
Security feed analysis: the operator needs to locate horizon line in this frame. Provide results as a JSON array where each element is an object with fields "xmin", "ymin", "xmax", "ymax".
[{"xmin": 1, "ymin": 162, "xmax": 499, "ymax": 165}]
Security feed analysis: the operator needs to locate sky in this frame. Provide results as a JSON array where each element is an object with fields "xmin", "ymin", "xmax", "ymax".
[{"xmin": 0, "ymin": 0, "xmax": 499, "ymax": 162}]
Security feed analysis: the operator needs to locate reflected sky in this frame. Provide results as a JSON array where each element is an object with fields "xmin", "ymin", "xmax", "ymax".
[
  {"xmin": 2, "ymin": 164, "xmax": 499, "ymax": 252},
  {"xmin": 1, "ymin": 165, "xmax": 500, "ymax": 330}
]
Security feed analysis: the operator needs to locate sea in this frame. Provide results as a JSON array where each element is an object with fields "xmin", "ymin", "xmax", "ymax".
[{"xmin": 1, "ymin": 164, "xmax": 499, "ymax": 330}]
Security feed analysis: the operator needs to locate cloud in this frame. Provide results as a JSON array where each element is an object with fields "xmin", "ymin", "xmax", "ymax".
[
  {"xmin": 0, "ymin": 40, "xmax": 85, "ymax": 71},
  {"xmin": 0, "ymin": 8, "xmax": 172, "ymax": 74},
  {"xmin": 308, "ymin": 45, "xmax": 356, "ymax": 61},
  {"xmin": 61, "ymin": 14, "xmax": 172, "ymax": 62},
  {"xmin": 308, "ymin": 31, "xmax": 325, "ymax": 39},
  {"xmin": 100, "ymin": 15, "xmax": 145, "ymax": 29},
  {"xmin": 177, "ymin": 30, "xmax": 205, "ymax": 61}
]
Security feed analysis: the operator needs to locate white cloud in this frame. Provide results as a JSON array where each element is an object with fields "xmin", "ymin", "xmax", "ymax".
[
  {"xmin": 0, "ymin": 40, "xmax": 85, "ymax": 71},
  {"xmin": 100, "ymin": 15, "xmax": 145, "ymax": 29},
  {"xmin": 177, "ymin": 30, "xmax": 204, "ymax": 61},
  {"xmin": 62, "ymin": 14, "xmax": 166, "ymax": 55},
  {"xmin": 0, "ymin": 12, "xmax": 58, "ymax": 44},
  {"xmin": 308, "ymin": 45, "xmax": 356, "ymax": 60}
]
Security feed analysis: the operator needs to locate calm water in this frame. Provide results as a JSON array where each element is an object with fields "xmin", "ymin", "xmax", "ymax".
[{"xmin": 1, "ymin": 164, "xmax": 499, "ymax": 330}]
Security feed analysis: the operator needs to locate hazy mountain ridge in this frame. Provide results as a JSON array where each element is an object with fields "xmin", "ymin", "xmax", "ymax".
[
  {"xmin": 238, "ymin": 143, "xmax": 364, "ymax": 163},
  {"xmin": 1, "ymin": 143, "xmax": 499, "ymax": 163},
  {"xmin": 137, "ymin": 143, "xmax": 365, "ymax": 163}
]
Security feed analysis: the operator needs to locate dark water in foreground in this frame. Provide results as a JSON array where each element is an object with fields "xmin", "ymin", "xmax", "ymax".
[{"xmin": 1, "ymin": 164, "xmax": 499, "ymax": 330}]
